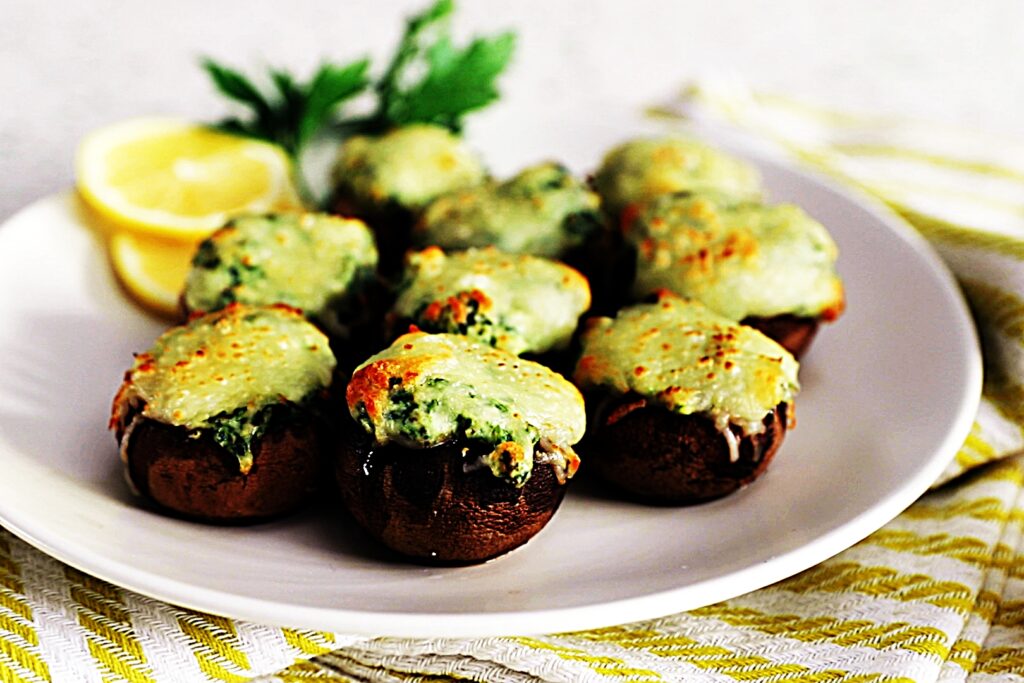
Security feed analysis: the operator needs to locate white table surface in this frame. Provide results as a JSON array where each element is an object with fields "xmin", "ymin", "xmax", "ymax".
[{"xmin": 2, "ymin": 0, "xmax": 1022, "ymax": 221}]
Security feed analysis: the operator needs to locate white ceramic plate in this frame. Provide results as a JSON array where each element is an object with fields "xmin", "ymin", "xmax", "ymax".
[{"xmin": 0, "ymin": 116, "xmax": 980, "ymax": 637}]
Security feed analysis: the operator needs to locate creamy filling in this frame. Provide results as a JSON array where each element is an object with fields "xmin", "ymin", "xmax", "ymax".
[
  {"xmin": 712, "ymin": 412, "xmax": 769, "ymax": 463},
  {"xmin": 717, "ymin": 415, "xmax": 741, "ymax": 463},
  {"xmin": 462, "ymin": 438, "xmax": 580, "ymax": 486},
  {"xmin": 536, "ymin": 437, "xmax": 582, "ymax": 484}
]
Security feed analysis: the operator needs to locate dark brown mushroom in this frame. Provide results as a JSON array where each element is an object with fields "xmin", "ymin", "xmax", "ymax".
[
  {"xmin": 334, "ymin": 416, "xmax": 569, "ymax": 563},
  {"xmin": 330, "ymin": 193, "xmax": 415, "ymax": 279},
  {"xmin": 580, "ymin": 393, "xmax": 790, "ymax": 504},
  {"xmin": 740, "ymin": 315, "xmax": 819, "ymax": 359},
  {"xmin": 122, "ymin": 411, "xmax": 327, "ymax": 523}
]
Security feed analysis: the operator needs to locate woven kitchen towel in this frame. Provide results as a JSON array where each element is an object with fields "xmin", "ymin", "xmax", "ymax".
[
  {"xmin": 4, "ymin": 452, "xmax": 1024, "ymax": 682},
  {"xmin": 4, "ymin": 89, "xmax": 1024, "ymax": 682}
]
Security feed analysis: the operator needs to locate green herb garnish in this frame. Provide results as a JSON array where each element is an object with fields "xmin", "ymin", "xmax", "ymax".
[
  {"xmin": 354, "ymin": 0, "xmax": 516, "ymax": 135},
  {"xmin": 201, "ymin": 58, "xmax": 370, "ymax": 203},
  {"xmin": 201, "ymin": 0, "xmax": 514, "ymax": 206},
  {"xmin": 201, "ymin": 58, "xmax": 370, "ymax": 159}
]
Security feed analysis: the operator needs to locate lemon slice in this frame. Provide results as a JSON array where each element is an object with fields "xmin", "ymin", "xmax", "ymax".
[
  {"xmin": 77, "ymin": 118, "xmax": 300, "ymax": 240},
  {"xmin": 108, "ymin": 231, "xmax": 200, "ymax": 318}
]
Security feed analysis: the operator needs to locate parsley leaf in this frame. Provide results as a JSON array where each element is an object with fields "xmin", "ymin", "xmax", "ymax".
[
  {"xmin": 202, "ymin": 57, "xmax": 370, "ymax": 159},
  {"xmin": 301, "ymin": 61, "xmax": 373, "ymax": 147},
  {"xmin": 380, "ymin": 33, "xmax": 515, "ymax": 132},
  {"xmin": 362, "ymin": 0, "xmax": 515, "ymax": 134},
  {"xmin": 202, "ymin": 0, "xmax": 514, "ymax": 204},
  {"xmin": 202, "ymin": 61, "xmax": 272, "ymax": 118},
  {"xmin": 202, "ymin": 57, "xmax": 370, "ymax": 204}
]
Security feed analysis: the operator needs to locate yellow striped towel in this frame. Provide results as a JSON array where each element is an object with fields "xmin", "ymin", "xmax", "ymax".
[{"xmin": 4, "ymin": 87, "xmax": 1024, "ymax": 682}]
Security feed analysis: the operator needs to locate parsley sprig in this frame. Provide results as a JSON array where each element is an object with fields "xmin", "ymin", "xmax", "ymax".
[
  {"xmin": 201, "ymin": 59, "xmax": 371, "ymax": 159},
  {"xmin": 202, "ymin": 0, "xmax": 515, "ymax": 205},
  {"xmin": 357, "ymin": 0, "xmax": 516, "ymax": 134}
]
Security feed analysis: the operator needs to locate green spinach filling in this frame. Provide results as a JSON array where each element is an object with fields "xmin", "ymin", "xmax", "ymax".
[
  {"xmin": 206, "ymin": 397, "xmax": 316, "ymax": 473},
  {"xmin": 347, "ymin": 333, "xmax": 584, "ymax": 486},
  {"xmin": 409, "ymin": 295, "xmax": 517, "ymax": 349},
  {"xmin": 189, "ymin": 240, "xmax": 269, "ymax": 312}
]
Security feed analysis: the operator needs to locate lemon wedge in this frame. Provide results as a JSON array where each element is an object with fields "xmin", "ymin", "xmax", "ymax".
[
  {"xmin": 108, "ymin": 231, "xmax": 200, "ymax": 318},
  {"xmin": 77, "ymin": 118, "xmax": 301, "ymax": 240}
]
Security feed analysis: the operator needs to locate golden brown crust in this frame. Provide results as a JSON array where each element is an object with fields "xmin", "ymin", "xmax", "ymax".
[
  {"xmin": 580, "ymin": 393, "xmax": 789, "ymax": 504},
  {"xmin": 334, "ymin": 415, "xmax": 568, "ymax": 563},
  {"xmin": 123, "ymin": 413, "xmax": 327, "ymax": 522},
  {"xmin": 345, "ymin": 356, "xmax": 417, "ymax": 425}
]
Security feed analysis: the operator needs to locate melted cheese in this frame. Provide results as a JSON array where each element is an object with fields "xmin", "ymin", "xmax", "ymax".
[
  {"xmin": 332, "ymin": 124, "xmax": 486, "ymax": 211},
  {"xmin": 629, "ymin": 192, "xmax": 845, "ymax": 320},
  {"xmin": 593, "ymin": 136, "xmax": 762, "ymax": 218},
  {"xmin": 183, "ymin": 212, "xmax": 377, "ymax": 318},
  {"xmin": 414, "ymin": 162, "xmax": 603, "ymax": 257},
  {"xmin": 346, "ymin": 332, "xmax": 585, "ymax": 486},
  {"xmin": 111, "ymin": 304, "xmax": 335, "ymax": 438},
  {"xmin": 392, "ymin": 246, "xmax": 591, "ymax": 355},
  {"xmin": 573, "ymin": 294, "xmax": 799, "ymax": 435}
]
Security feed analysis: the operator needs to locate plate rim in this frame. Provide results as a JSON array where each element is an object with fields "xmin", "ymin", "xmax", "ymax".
[{"xmin": 0, "ymin": 140, "xmax": 982, "ymax": 636}]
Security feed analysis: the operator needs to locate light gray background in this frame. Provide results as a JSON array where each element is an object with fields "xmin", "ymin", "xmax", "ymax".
[{"xmin": 2, "ymin": 0, "xmax": 1022, "ymax": 221}]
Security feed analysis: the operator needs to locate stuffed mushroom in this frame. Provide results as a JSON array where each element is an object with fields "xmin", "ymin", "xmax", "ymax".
[
  {"xmin": 181, "ymin": 212, "xmax": 381, "ymax": 364},
  {"xmin": 414, "ymin": 161, "xmax": 604, "ymax": 259},
  {"xmin": 110, "ymin": 304, "xmax": 337, "ymax": 521},
  {"xmin": 592, "ymin": 136, "xmax": 762, "ymax": 223},
  {"xmin": 626, "ymin": 191, "xmax": 844, "ymax": 356},
  {"xmin": 573, "ymin": 292, "xmax": 798, "ymax": 504},
  {"xmin": 339, "ymin": 331, "xmax": 585, "ymax": 563}
]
